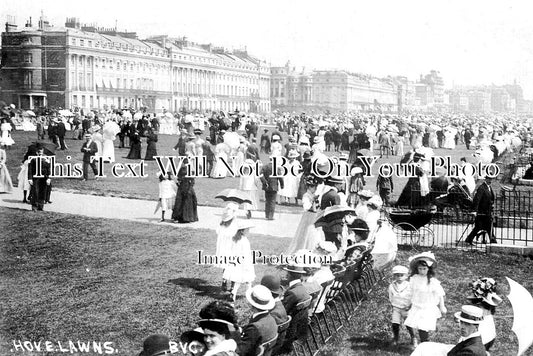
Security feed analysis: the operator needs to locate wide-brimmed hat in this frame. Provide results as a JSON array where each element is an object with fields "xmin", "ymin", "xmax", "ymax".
[
  {"xmin": 391, "ymin": 265, "xmax": 409, "ymax": 275},
  {"xmin": 313, "ymin": 136, "xmax": 321, "ymax": 143},
  {"xmin": 288, "ymin": 150, "xmax": 300, "ymax": 159},
  {"xmin": 467, "ymin": 277, "xmax": 503, "ymax": 307},
  {"xmin": 367, "ymin": 195, "xmax": 383, "ymax": 209},
  {"xmin": 358, "ymin": 189, "xmax": 374, "ymax": 199},
  {"xmin": 283, "ymin": 265, "xmax": 308, "ymax": 274},
  {"xmin": 315, "ymin": 240, "xmax": 337, "ymax": 254},
  {"xmin": 409, "ymin": 251, "xmax": 437, "ymax": 269},
  {"xmin": 193, "ymin": 129, "xmax": 203, "ymax": 135},
  {"xmin": 454, "ymin": 305, "xmax": 484, "ymax": 324},
  {"xmin": 138, "ymin": 334, "xmax": 171, "ymax": 356},
  {"xmin": 261, "ymin": 274, "xmax": 284, "ymax": 296},
  {"xmin": 246, "ymin": 285, "xmax": 275, "ymax": 311},
  {"xmin": 351, "ymin": 167, "xmax": 364, "ymax": 176},
  {"xmin": 327, "ymin": 176, "xmax": 345, "ymax": 185},
  {"xmin": 272, "ymin": 134, "xmax": 281, "ymax": 141},
  {"xmin": 221, "ymin": 202, "xmax": 239, "ymax": 222},
  {"xmin": 235, "ymin": 220, "xmax": 255, "ymax": 231}
]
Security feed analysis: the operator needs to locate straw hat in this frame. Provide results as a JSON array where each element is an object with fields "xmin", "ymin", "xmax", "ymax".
[
  {"xmin": 454, "ymin": 305, "xmax": 484, "ymax": 324},
  {"xmin": 367, "ymin": 195, "xmax": 383, "ymax": 209},
  {"xmin": 391, "ymin": 265, "xmax": 409, "ymax": 275},
  {"xmin": 409, "ymin": 251, "xmax": 437, "ymax": 269},
  {"xmin": 358, "ymin": 189, "xmax": 374, "ymax": 199},
  {"xmin": 245, "ymin": 285, "xmax": 275, "ymax": 311},
  {"xmin": 235, "ymin": 220, "xmax": 255, "ymax": 231},
  {"xmin": 351, "ymin": 167, "xmax": 364, "ymax": 176}
]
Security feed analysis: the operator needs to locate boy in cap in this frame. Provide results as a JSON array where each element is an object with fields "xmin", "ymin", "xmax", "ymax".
[{"xmin": 388, "ymin": 265, "xmax": 414, "ymax": 346}]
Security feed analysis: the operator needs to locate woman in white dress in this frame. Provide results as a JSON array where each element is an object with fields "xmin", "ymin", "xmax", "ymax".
[
  {"xmin": 91, "ymin": 125, "xmax": 103, "ymax": 158},
  {"xmin": 270, "ymin": 134, "xmax": 283, "ymax": 157},
  {"xmin": 232, "ymin": 138, "xmax": 246, "ymax": 177},
  {"xmin": 102, "ymin": 121, "xmax": 120, "ymax": 162},
  {"xmin": 286, "ymin": 177, "xmax": 325, "ymax": 254},
  {"xmin": 279, "ymin": 150, "xmax": 301, "ymax": 205},
  {"xmin": 443, "ymin": 127, "xmax": 457, "ymax": 150},
  {"xmin": 211, "ymin": 143, "xmax": 231, "ymax": 178},
  {"xmin": 0, "ymin": 119, "xmax": 15, "ymax": 147},
  {"xmin": 239, "ymin": 160, "xmax": 261, "ymax": 219},
  {"xmin": 0, "ymin": 148, "xmax": 14, "ymax": 193}
]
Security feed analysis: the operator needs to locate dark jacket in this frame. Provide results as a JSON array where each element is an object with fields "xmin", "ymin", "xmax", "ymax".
[
  {"xmin": 237, "ymin": 311, "xmax": 278, "ymax": 356},
  {"xmin": 472, "ymin": 182, "xmax": 494, "ymax": 214},
  {"xmin": 282, "ymin": 281, "xmax": 310, "ymax": 317},
  {"xmin": 447, "ymin": 335, "xmax": 486, "ymax": 356},
  {"xmin": 270, "ymin": 300, "xmax": 289, "ymax": 325},
  {"xmin": 261, "ymin": 162, "xmax": 284, "ymax": 192},
  {"xmin": 320, "ymin": 187, "xmax": 341, "ymax": 210},
  {"xmin": 81, "ymin": 141, "xmax": 98, "ymax": 163}
]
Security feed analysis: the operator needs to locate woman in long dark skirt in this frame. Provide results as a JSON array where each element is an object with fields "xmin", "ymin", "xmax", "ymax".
[
  {"xmin": 172, "ymin": 165, "xmax": 199, "ymax": 223},
  {"xmin": 144, "ymin": 130, "xmax": 158, "ymax": 160},
  {"xmin": 127, "ymin": 131, "xmax": 142, "ymax": 159}
]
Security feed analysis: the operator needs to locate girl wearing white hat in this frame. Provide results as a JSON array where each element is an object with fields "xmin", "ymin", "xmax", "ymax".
[
  {"xmin": 216, "ymin": 203, "xmax": 240, "ymax": 291},
  {"xmin": 404, "ymin": 252, "xmax": 447, "ymax": 347},
  {"xmin": 222, "ymin": 220, "xmax": 256, "ymax": 302}
]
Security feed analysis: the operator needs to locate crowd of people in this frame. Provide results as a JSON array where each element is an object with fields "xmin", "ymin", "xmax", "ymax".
[{"xmin": 1, "ymin": 103, "xmax": 530, "ymax": 355}]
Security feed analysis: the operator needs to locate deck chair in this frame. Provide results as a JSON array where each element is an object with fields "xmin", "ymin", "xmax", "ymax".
[
  {"xmin": 272, "ymin": 315, "xmax": 292, "ymax": 356},
  {"xmin": 259, "ymin": 335, "xmax": 278, "ymax": 356}
]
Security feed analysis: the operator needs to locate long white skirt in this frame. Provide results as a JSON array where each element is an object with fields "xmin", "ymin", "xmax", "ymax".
[{"xmin": 286, "ymin": 211, "xmax": 325, "ymax": 254}]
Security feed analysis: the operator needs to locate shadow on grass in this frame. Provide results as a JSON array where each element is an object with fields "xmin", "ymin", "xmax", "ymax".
[{"xmin": 168, "ymin": 277, "xmax": 228, "ymax": 299}]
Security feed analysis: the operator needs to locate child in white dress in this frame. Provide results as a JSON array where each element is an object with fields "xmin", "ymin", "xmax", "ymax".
[
  {"xmin": 404, "ymin": 252, "xmax": 447, "ymax": 347},
  {"xmin": 388, "ymin": 265, "xmax": 414, "ymax": 346},
  {"xmin": 222, "ymin": 220, "xmax": 256, "ymax": 302},
  {"xmin": 216, "ymin": 203, "xmax": 239, "ymax": 291},
  {"xmin": 158, "ymin": 173, "xmax": 177, "ymax": 222}
]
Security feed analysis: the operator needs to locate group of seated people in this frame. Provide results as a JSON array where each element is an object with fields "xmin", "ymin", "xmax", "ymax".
[{"xmin": 138, "ymin": 241, "xmax": 373, "ymax": 356}]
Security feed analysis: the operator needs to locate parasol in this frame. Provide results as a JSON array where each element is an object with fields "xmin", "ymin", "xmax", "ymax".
[
  {"xmin": 215, "ymin": 188, "xmax": 252, "ymax": 205},
  {"xmin": 28, "ymin": 141, "xmax": 56, "ymax": 156},
  {"xmin": 315, "ymin": 205, "xmax": 355, "ymax": 228},
  {"xmin": 133, "ymin": 112, "xmax": 143, "ymax": 120},
  {"xmin": 506, "ymin": 277, "xmax": 533, "ymax": 356},
  {"xmin": 23, "ymin": 110, "xmax": 36, "ymax": 117}
]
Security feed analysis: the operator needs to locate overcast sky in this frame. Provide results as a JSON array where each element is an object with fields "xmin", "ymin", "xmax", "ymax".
[{"xmin": 2, "ymin": 0, "xmax": 533, "ymax": 98}]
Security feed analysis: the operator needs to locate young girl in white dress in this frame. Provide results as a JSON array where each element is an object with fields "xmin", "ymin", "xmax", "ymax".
[
  {"xmin": 0, "ymin": 119, "xmax": 15, "ymax": 147},
  {"xmin": 158, "ymin": 173, "xmax": 177, "ymax": 222},
  {"xmin": 404, "ymin": 252, "xmax": 447, "ymax": 347},
  {"xmin": 222, "ymin": 220, "xmax": 256, "ymax": 302},
  {"xmin": 216, "ymin": 202, "xmax": 239, "ymax": 291},
  {"xmin": 238, "ymin": 160, "xmax": 261, "ymax": 219},
  {"xmin": 17, "ymin": 159, "xmax": 30, "ymax": 202},
  {"xmin": 0, "ymin": 148, "xmax": 14, "ymax": 193},
  {"xmin": 286, "ymin": 176, "xmax": 324, "ymax": 254}
]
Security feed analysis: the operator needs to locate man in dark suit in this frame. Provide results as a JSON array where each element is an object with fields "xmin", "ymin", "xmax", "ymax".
[
  {"xmin": 465, "ymin": 176, "xmax": 496, "ymax": 244},
  {"xmin": 245, "ymin": 138, "xmax": 260, "ymax": 162},
  {"xmin": 80, "ymin": 134, "xmax": 99, "ymax": 181},
  {"xmin": 320, "ymin": 176, "xmax": 343, "ymax": 209},
  {"xmin": 81, "ymin": 117, "xmax": 91, "ymax": 137},
  {"xmin": 56, "ymin": 119, "xmax": 67, "ymax": 150},
  {"xmin": 28, "ymin": 145, "xmax": 51, "ymax": 211},
  {"xmin": 281, "ymin": 265, "xmax": 311, "ymax": 353},
  {"xmin": 261, "ymin": 274, "xmax": 288, "ymax": 325},
  {"xmin": 447, "ymin": 305, "xmax": 486, "ymax": 356},
  {"xmin": 261, "ymin": 160, "xmax": 284, "ymax": 220},
  {"xmin": 237, "ymin": 285, "xmax": 278, "ymax": 356}
]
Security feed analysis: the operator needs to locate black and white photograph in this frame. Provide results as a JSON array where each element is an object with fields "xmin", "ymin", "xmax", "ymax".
[{"xmin": 1, "ymin": 1, "xmax": 533, "ymax": 355}]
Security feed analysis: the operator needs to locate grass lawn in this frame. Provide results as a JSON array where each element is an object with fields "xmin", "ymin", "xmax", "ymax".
[
  {"xmin": 4, "ymin": 129, "xmax": 521, "ymax": 210},
  {"xmin": 322, "ymin": 248, "xmax": 533, "ymax": 356},
  {"xmin": 2, "ymin": 207, "xmax": 533, "ymax": 355}
]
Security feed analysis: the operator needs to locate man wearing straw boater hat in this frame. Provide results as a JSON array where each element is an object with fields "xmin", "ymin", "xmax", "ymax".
[
  {"xmin": 237, "ymin": 285, "xmax": 278, "ymax": 356},
  {"xmin": 446, "ymin": 305, "xmax": 486, "ymax": 356}
]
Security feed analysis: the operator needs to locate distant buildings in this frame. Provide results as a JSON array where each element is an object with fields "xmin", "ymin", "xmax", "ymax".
[
  {"xmin": 1, "ymin": 15, "xmax": 531, "ymax": 115},
  {"xmin": 271, "ymin": 63, "xmax": 398, "ymax": 112},
  {"xmin": 0, "ymin": 16, "xmax": 271, "ymax": 112},
  {"xmin": 447, "ymin": 83, "xmax": 529, "ymax": 113}
]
